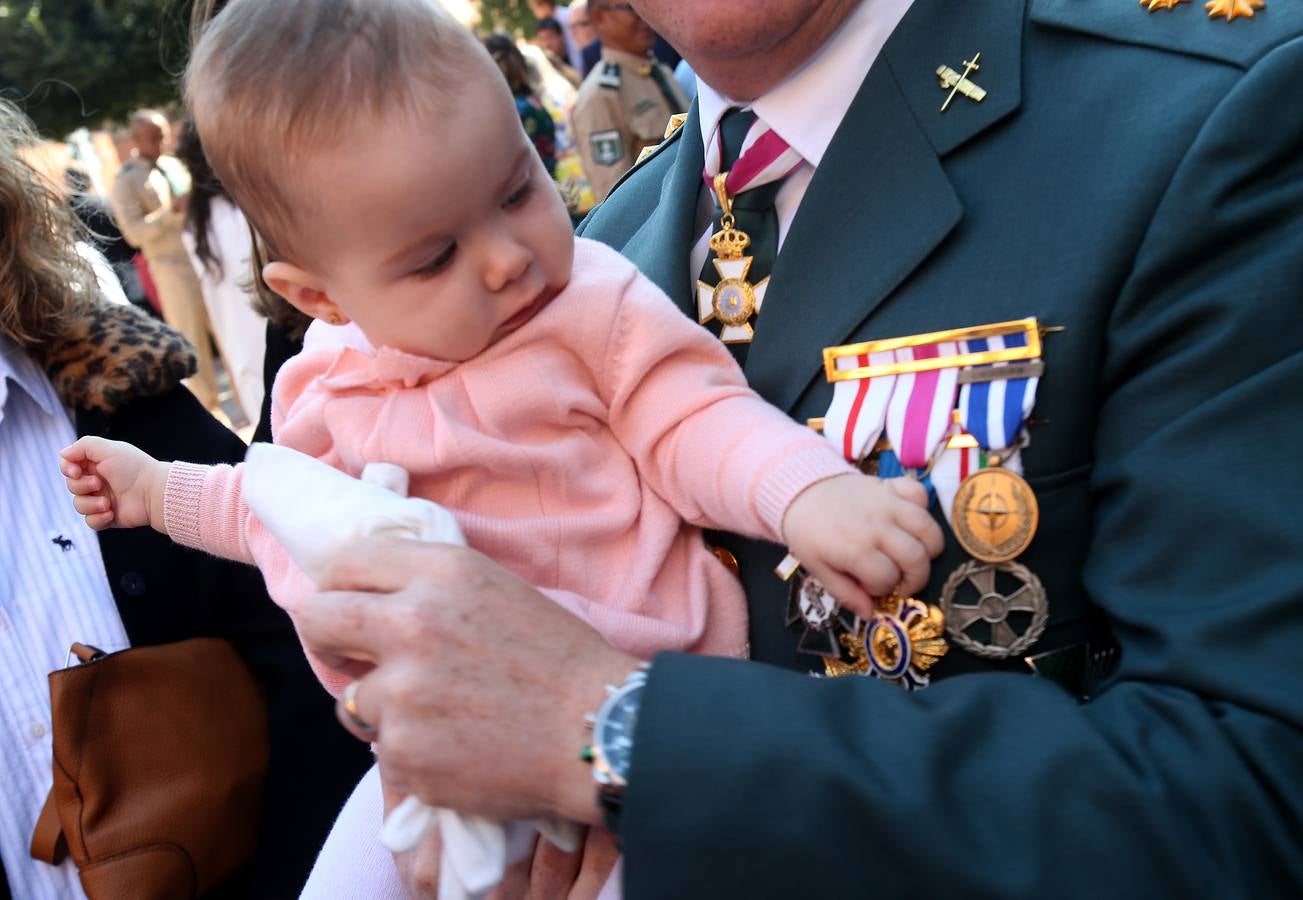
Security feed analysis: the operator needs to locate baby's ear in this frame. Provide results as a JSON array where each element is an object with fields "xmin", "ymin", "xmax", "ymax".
[{"xmin": 262, "ymin": 261, "xmax": 349, "ymax": 325}]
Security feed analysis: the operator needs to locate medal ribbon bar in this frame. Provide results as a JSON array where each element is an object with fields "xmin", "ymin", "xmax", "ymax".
[{"xmin": 823, "ymin": 318, "xmax": 1042, "ymax": 383}]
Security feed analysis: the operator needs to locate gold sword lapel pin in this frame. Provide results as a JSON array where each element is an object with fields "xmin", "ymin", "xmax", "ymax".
[{"xmin": 937, "ymin": 52, "xmax": 986, "ymax": 112}]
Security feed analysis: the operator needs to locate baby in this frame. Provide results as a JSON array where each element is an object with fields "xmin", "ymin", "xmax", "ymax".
[{"xmin": 61, "ymin": 0, "xmax": 942, "ymax": 895}]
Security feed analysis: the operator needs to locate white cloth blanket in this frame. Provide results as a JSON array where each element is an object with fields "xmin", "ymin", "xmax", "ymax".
[{"xmin": 242, "ymin": 443, "xmax": 578, "ymax": 900}]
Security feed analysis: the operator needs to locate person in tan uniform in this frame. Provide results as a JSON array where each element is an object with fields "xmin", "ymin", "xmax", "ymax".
[
  {"xmin": 110, "ymin": 110, "xmax": 220, "ymax": 410},
  {"xmin": 570, "ymin": 1, "xmax": 686, "ymax": 201}
]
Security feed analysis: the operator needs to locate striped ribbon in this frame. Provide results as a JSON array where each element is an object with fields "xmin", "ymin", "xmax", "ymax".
[
  {"xmin": 957, "ymin": 332, "xmax": 1039, "ymax": 453},
  {"xmin": 930, "ymin": 332, "xmax": 1040, "ymax": 524},
  {"xmin": 822, "ymin": 351, "xmax": 898, "ymax": 464},
  {"xmin": 821, "ymin": 336, "xmax": 1041, "ymax": 520},
  {"xmin": 702, "ymin": 111, "xmax": 804, "ymax": 195},
  {"xmin": 883, "ymin": 342, "xmax": 962, "ymax": 469}
]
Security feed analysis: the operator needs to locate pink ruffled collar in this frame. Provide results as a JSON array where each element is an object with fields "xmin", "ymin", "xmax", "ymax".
[{"xmin": 314, "ymin": 331, "xmax": 459, "ymax": 392}]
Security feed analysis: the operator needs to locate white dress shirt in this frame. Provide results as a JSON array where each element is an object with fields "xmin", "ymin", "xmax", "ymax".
[
  {"xmin": 0, "ymin": 337, "xmax": 130, "ymax": 900},
  {"xmin": 689, "ymin": 0, "xmax": 916, "ymax": 282}
]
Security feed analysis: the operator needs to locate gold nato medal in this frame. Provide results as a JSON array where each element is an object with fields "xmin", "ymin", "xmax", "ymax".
[{"xmin": 951, "ymin": 465, "xmax": 1040, "ymax": 564}]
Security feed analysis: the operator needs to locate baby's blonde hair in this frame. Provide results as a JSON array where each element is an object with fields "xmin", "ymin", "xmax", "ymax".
[{"xmin": 185, "ymin": 0, "xmax": 486, "ymax": 267}]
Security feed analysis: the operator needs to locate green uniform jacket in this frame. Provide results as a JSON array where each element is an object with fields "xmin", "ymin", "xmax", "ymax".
[{"xmin": 577, "ymin": 0, "xmax": 1303, "ymax": 895}]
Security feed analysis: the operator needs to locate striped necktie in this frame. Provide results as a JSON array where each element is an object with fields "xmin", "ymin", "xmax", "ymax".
[{"xmin": 696, "ymin": 108, "xmax": 803, "ymax": 359}]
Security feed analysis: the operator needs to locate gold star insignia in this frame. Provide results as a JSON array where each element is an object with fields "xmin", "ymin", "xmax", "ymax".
[{"xmin": 1205, "ymin": 0, "xmax": 1264, "ymax": 19}]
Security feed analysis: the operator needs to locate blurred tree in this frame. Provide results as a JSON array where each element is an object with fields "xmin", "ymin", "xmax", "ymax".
[
  {"xmin": 478, "ymin": 0, "xmax": 568, "ymax": 37},
  {"xmin": 0, "ymin": 0, "xmax": 193, "ymax": 139}
]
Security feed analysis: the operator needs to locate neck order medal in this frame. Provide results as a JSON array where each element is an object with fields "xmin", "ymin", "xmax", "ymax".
[{"xmin": 697, "ymin": 173, "xmax": 768, "ymax": 344}]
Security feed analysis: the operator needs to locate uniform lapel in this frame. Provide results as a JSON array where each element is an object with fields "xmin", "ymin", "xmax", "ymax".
[
  {"xmin": 744, "ymin": 0, "xmax": 1026, "ymax": 415},
  {"xmin": 617, "ymin": 104, "xmax": 705, "ymax": 313}
]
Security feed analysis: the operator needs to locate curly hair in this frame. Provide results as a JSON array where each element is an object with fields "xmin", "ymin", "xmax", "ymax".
[
  {"xmin": 484, "ymin": 33, "xmax": 536, "ymax": 98},
  {"xmin": 0, "ymin": 100, "xmax": 95, "ymax": 350}
]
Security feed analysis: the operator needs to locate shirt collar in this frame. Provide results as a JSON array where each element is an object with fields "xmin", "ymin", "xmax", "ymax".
[
  {"xmin": 696, "ymin": 0, "xmax": 915, "ymax": 168},
  {"xmin": 601, "ymin": 47, "xmax": 656, "ymax": 71},
  {"xmin": 0, "ymin": 335, "xmax": 62, "ymax": 422}
]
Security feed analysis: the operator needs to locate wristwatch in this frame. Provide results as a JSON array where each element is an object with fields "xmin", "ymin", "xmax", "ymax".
[{"xmin": 581, "ymin": 665, "xmax": 648, "ymax": 838}]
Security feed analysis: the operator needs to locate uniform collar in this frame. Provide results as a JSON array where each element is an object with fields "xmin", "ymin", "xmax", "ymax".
[
  {"xmin": 696, "ymin": 0, "xmax": 915, "ymax": 167},
  {"xmin": 0, "ymin": 335, "xmax": 61, "ymax": 422},
  {"xmin": 600, "ymin": 46, "xmax": 656, "ymax": 71}
]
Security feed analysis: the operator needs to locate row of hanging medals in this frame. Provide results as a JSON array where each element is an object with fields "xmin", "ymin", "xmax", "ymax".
[{"xmin": 695, "ymin": 168, "xmax": 1056, "ymax": 691}]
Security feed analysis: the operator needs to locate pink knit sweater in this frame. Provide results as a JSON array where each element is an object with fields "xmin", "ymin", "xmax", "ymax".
[{"xmin": 164, "ymin": 238, "xmax": 852, "ymax": 693}]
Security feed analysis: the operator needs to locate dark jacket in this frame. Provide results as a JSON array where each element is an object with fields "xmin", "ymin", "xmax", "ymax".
[
  {"xmin": 30, "ymin": 302, "xmax": 372, "ymax": 899},
  {"xmin": 578, "ymin": 0, "xmax": 1303, "ymax": 895}
]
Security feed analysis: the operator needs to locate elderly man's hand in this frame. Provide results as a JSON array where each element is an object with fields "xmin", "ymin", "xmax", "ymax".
[{"xmin": 297, "ymin": 535, "xmax": 639, "ymax": 826}]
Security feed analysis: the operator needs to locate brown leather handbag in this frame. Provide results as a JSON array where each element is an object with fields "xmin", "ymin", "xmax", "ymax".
[{"xmin": 30, "ymin": 638, "xmax": 270, "ymax": 899}]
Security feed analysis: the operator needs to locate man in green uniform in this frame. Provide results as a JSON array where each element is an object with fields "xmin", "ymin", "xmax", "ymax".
[
  {"xmin": 298, "ymin": 0, "xmax": 1303, "ymax": 895},
  {"xmin": 570, "ymin": 0, "xmax": 687, "ymax": 200}
]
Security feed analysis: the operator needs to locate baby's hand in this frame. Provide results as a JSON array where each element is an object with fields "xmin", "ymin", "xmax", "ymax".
[
  {"xmin": 781, "ymin": 473, "xmax": 944, "ymax": 619},
  {"xmin": 59, "ymin": 437, "xmax": 170, "ymax": 532}
]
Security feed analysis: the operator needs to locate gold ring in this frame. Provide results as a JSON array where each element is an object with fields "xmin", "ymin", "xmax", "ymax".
[{"xmin": 341, "ymin": 680, "xmax": 376, "ymax": 738}]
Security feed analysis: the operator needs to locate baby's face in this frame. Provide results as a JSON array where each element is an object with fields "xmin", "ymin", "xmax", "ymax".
[{"xmin": 301, "ymin": 69, "xmax": 574, "ymax": 361}]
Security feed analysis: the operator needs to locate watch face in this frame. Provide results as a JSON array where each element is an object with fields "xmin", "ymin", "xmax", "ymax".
[{"xmin": 595, "ymin": 683, "xmax": 642, "ymax": 783}]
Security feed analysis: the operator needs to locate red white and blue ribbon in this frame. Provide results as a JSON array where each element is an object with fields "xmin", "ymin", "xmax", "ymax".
[
  {"xmin": 931, "ymin": 331, "xmax": 1041, "ymax": 522},
  {"xmin": 957, "ymin": 331, "xmax": 1039, "ymax": 458}
]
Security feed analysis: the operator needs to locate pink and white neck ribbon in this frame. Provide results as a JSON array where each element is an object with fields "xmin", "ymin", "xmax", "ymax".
[{"xmin": 702, "ymin": 111, "xmax": 804, "ymax": 195}]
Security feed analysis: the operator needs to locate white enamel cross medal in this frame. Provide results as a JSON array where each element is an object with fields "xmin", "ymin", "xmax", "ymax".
[{"xmin": 697, "ymin": 173, "xmax": 767, "ymax": 344}]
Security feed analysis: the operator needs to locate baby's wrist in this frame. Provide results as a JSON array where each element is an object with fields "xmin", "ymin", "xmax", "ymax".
[
  {"xmin": 782, "ymin": 472, "xmax": 855, "ymax": 542},
  {"xmin": 148, "ymin": 461, "xmax": 172, "ymax": 534}
]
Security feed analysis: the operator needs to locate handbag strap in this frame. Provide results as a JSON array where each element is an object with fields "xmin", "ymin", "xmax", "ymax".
[{"xmin": 30, "ymin": 790, "xmax": 68, "ymax": 865}]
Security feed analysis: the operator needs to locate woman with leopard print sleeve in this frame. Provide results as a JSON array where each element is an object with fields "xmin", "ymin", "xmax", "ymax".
[{"xmin": 0, "ymin": 100, "xmax": 371, "ymax": 900}]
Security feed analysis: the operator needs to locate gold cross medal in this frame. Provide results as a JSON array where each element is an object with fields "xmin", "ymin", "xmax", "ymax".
[
  {"xmin": 697, "ymin": 173, "xmax": 767, "ymax": 344},
  {"xmin": 937, "ymin": 52, "xmax": 986, "ymax": 112},
  {"xmin": 824, "ymin": 594, "xmax": 950, "ymax": 691}
]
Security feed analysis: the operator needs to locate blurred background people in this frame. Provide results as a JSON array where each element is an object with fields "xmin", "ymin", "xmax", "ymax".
[
  {"xmin": 571, "ymin": 0, "xmax": 687, "ymax": 201},
  {"xmin": 484, "ymin": 34, "xmax": 558, "ymax": 179},
  {"xmin": 570, "ymin": 0, "xmax": 602, "ymax": 76},
  {"xmin": 488, "ymin": 35, "xmax": 597, "ymax": 223},
  {"xmin": 63, "ymin": 167, "xmax": 145, "ymax": 308},
  {"xmin": 534, "ymin": 17, "xmax": 582, "ymax": 88},
  {"xmin": 174, "ymin": 120, "xmax": 266, "ymax": 427},
  {"xmin": 0, "ymin": 99, "xmax": 371, "ymax": 900},
  {"xmin": 526, "ymin": 0, "xmax": 584, "ymax": 71},
  {"xmin": 109, "ymin": 109, "xmax": 221, "ymax": 412}
]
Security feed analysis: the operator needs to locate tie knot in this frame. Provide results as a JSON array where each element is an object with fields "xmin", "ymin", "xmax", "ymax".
[
  {"xmin": 718, "ymin": 107, "xmax": 759, "ymax": 170},
  {"xmin": 703, "ymin": 107, "xmax": 802, "ymax": 200}
]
